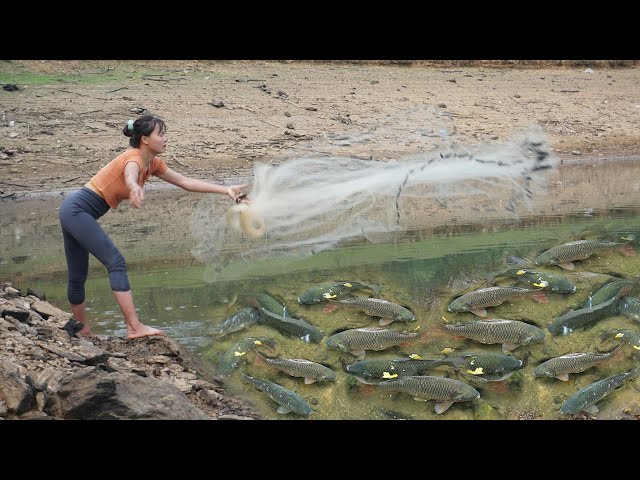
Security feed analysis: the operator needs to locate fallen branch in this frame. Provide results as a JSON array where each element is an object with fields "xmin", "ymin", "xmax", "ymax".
[{"xmin": 106, "ymin": 87, "xmax": 127, "ymax": 94}]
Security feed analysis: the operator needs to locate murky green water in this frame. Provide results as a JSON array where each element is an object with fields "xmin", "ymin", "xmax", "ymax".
[{"xmin": 2, "ymin": 165, "xmax": 640, "ymax": 420}]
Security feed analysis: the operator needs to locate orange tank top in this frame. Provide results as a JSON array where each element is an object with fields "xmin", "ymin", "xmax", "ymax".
[{"xmin": 90, "ymin": 149, "xmax": 168, "ymax": 209}]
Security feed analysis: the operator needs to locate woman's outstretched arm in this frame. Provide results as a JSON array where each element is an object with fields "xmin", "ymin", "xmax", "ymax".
[{"xmin": 157, "ymin": 167, "xmax": 248, "ymax": 201}]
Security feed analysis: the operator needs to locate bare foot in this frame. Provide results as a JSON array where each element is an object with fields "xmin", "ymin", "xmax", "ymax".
[
  {"xmin": 78, "ymin": 326, "xmax": 96, "ymax": 337},
  {"xmin": 127, "ymin": 323, "xmax": 166, "ymax": 340}
]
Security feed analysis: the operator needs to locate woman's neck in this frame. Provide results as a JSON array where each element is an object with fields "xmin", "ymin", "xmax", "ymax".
[{"xmin": 136, "ymin": 146, "xmax": 155, "ymax": 166}]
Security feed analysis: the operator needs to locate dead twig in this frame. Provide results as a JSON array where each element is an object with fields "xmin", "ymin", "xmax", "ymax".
[
  {"xmin": 78, "ymin": 110, "xmax": 104, "ymax": 116},
  {"xmin": 62, "ymin": 176, "xmax": 82, "ymax": 183},
  {"xmin": 141, "ymin": 76, "xmax": 170, "ymax": 82},
  {"xmin": 235, "ymin": 105, "xmax": 256, "ymax": 114},
  {"xmin": 57, "ymin": 89, "xmax": 110, "ymax": 100},
  {"xmin": 0, "ymin": 181, "xmax": 31, "ymax": 188},
  {"xmin": 257, "ymin": 119, "xmax": 281, "ymax": 130},
  {"xmin": 284, "ymin": 100, "xmax": 303, "ymax": 108},
  {"xmin": 106, "ymin": 87, "xmax": 127, "ymax": 94}
]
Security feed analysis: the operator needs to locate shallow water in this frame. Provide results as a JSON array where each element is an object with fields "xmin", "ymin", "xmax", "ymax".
[{"xmin": 2, "ymin": 159, "xmax": 640, "ymax": 420}]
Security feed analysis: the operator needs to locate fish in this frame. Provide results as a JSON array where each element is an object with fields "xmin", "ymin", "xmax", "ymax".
[
  {"xmin": 208, "ymin": 307, "xmax": 262, "ymax": 338},
  {"xmin": 619, "ymin": 296, "xmax": 640, "ymax": 322},
  {"xmin": 447, "ymin": 352, "xmax": 524, "ymax": 376},
  {"xmin": 548, "ymin": 296, "xmax": 620, "ymax": 336},
  {"xmin": 583, "ymin": 279, "xmax": 635, "ymax": 308},
  {"xmin": 560, "ymin": 368, "xmax": 638, "ymax": 415},
  {"xmin": 447, "ymin": 286, "xmax": 542, "ymax": 317},
  {"xmin": 240, "ymin": 292, "xmax": 291, "ymax": 318},
  {"xmin": 336, "ymin": 297, "xmax": 415, "ymax": 325},
  {"xmin": 254, "ymin": 350, "xmax": 336, "ymax": 383},
  {"xmin": 297, "ymin": 281, "xmax": 380, "ymax": 304},
  {"xmin": 257, "ymin": 307, "xmax": 325, "ymax": 343},
  {"xmin": 376, "ymin": 375, "xmax": 480, "ymax": 414},
  {"xmin": 535, "ymin": 240, "xmax": 624, "ymax": 270},
  {"xmin": 325, "ymin": 327, "xmax": 419, "ymax": 357},
  {"xmin": 241, "ymin": 373, "xmax": 314, "ymax": 416},
  {"xmin": 345, "ymin": 356, "xmax": 462, "ymax": 380},
  {"xmin": 217, "ymin": 337, "xmax": 277, "ymax": 377},
  {"xmin": 439, "ymin": 318, "xmax": 545, "ymax": 353},
  {"xmin": 533, "ymin": 344, "xmax": 622, "ymax": 381},
  {"xmin": 492, "ymin": 268, "xmax": 576, "ymax": 294}
]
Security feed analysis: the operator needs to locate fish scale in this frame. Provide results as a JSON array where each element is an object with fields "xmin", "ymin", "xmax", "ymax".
[
  {"xmin": 448, "ymin": 286, "xmax": 539, "ymax": 312},
  {"xmin": 560, "ymin": 369, "xmax": 638, "ymax": 415},
  {"xmin": 217, "ymin": 337, "xmax": 276, "ymax": 376},
  {"xmin": 452, "ymin": 352, "xmax": 524, "ymax": 375},
  {"xmin": 584, "ymin": 280, "xmax": 635, "ymax": 308},
  {"xmin": 619, "ymin": 296, "xmax": 640, "ymax": 322},
  {"xmin": 209, "ymin": 307, "xmax": 261, "ymax": 337},
  {"xmin": 494, "ymin": 268, "xmax": 576, "ymax": 293},
  {"xmin": 326, "ymin": 327, "xmax": 419, "ymax": 352},
  {"xmin": 534, "ymin": 349, "xmax": 619, "ymax": 379},
  {"xmin": 548, "ymin": 296, "xmax": 620, "ymax": 336},
  {"xmin": 297, "ymin": 282, "xmax": 377, "ymax": 304},
  {"xmin": 377, "ymin": 375, "xmax": 480, "ymax": 402},
  {"xmin": 441, "ymin": 319, "xmax": 545, "ymax": 346},
  {"xmin": 346, "ymin": 357, "xmax": 459, "ymax": 379},
  {"xmin": 536, "ymin": 240, "xmax": 623, "ymax": 266},
  {"xmin": 338, "ymin": 297, "xmax": 415, "ymax": 322},
  {"xmin": 256, "ymin": 352, "xmax": 336, "ymax": 382},
  {"xmin": 241, "ymin": 374, "xmax": 314, "ymax": 416}
]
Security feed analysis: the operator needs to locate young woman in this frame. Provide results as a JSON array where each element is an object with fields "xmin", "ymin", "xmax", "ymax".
[{"xmin": 59, "ymin": 115, "xmax": 248, "ymax": 339}]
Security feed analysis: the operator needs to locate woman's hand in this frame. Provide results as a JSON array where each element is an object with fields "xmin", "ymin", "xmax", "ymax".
[
  {"xmin": 226, "ymin": 184, "xmax": 250, "ymax": 203},
  {"xmin": 129, "ymin": 184, "xmax": 145, "ymax": 208}
]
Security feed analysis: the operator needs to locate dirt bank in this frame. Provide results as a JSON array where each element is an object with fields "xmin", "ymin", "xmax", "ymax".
[{"xmin": 1, "ymin": 60, "xmax": 639, "ymax": 198}]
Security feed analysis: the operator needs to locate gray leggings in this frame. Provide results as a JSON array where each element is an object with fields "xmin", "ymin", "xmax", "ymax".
[{"xmin": 59, "ymin": 187, "xmax": 130, "ymax": 305}]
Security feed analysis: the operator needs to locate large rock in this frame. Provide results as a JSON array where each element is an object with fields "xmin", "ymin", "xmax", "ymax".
[
  {"xmin": 31, "ymin": 300, "xmax": 68, "ymax": 320},
  {"xmin": 46, "ymin": 368, "xmax": 210, "ymax": 419},
  {"xmin": 0, "ymin": 359, "xmax": 35, "ymax": 414}
]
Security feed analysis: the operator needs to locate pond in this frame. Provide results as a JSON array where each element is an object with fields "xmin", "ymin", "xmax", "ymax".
[{"xmin": 1, "ymin": 157, "xmax": 639, "ymax": 420}]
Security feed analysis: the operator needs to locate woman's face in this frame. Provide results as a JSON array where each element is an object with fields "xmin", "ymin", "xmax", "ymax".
[{"xmin": 143, "ymin": 123, "xmax": 167, "ymax": 154}]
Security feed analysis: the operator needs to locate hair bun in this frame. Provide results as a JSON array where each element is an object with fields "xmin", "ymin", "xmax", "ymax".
[{"xmin": 122, "ymin": 119, "xmax": 135, "ymax": 137}]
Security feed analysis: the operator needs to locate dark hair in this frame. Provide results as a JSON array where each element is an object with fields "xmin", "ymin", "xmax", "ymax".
[{"xmin": 122, "ymin": 115, "xmax": 166, "ymax": 148}]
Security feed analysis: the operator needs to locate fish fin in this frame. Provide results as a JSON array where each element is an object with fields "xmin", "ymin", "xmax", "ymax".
[
  {"xmin": 471, "ymin": 308, "xmax": 487, "ymax": 317},
  {"xmin": 351, "ymin": 350, "xmax": 366, "ymax": 358},
  {"xmin": 584, "ymin": 404, "xmax": 599, "ymax": 415},
  {"xmin": 502, "ymin": 342, "xmax": 519, "ymax": 353},
  {"xmin": 434, "ymin": 401, "xmax": 454, "ymax": 414},
  {"xmin": 227, "ymin": 293, "xmax": 238, "ymax": 308},
  {"xmin": 379, "ymin": 318, "xmax": 394, "ymax": 326},
  {"xmin": 555, "ymin": 373, "xmax": 569, "ymax": 382},
  {"xmin": 618, "ymin": 246, "xmax": 636, "ymax": 257},
  {"xmin": 558, "ymin": 262, "xmax": 575, "ymax": 270},
  {"xmin": 304, "ymin": 377, "xmax": 317, "ymax": 385},
  {"xmin": 413, "ymin": 397, "xmax": 429, "ymax": 402},
  {"xmin": 276, "ymin": 406, "xmax": 291, "ymax": 414},
  {"xmin": 359, "ymin": 383, "xmax": 377, "ymax": 396},
  {"xmin": 531, "ymin": 293, "xmax": 549, "ymax": 304},
  {"xmin": 323, "ymin": 304, "xmax": 340, "ymax": 314}
]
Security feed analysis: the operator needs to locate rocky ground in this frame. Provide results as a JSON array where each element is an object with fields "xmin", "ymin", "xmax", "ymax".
[{"xmin": 0, "ymin": 282, "xmax": 260, "ymax": 419}]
